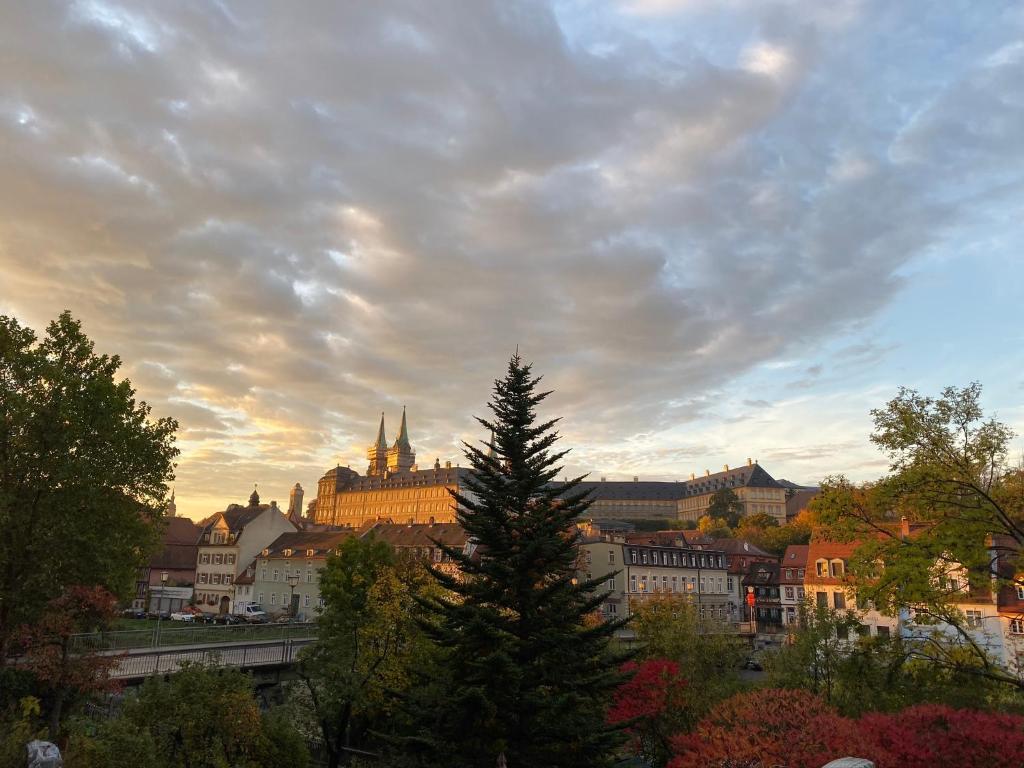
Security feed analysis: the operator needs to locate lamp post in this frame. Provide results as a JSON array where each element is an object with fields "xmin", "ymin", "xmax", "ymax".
[
  {"xmin": 155, "ymin": 570, "xmax": 169, "ymax": 647},
  {"xmin": 286, "ymin": 573, "xmax": 300, "ymax": 620}
]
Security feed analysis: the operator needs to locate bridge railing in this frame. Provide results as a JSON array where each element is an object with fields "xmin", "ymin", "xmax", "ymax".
[
  {"xmin": 111, "ymin": 638, "xmax": 315, "ymax": 679},
  {"xmin": 69, "ymin": 621, "xmax": 317, "ymax": 652}
]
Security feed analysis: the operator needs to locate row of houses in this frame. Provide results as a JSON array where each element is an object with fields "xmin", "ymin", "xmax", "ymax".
[{"xmin": 582, "ymin": 521, "xmax": 1024, "ymax": 677}]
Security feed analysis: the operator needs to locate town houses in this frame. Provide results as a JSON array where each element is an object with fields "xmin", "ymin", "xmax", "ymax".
[{"xmin": 145, "ymin": 414, "xmax": 1024, "ymax": 683}]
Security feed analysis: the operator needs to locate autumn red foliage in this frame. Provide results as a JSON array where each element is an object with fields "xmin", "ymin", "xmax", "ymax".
[
  {"xmin": 859, "ymin": 704, "xmax": 1024, "ymax": 768},
  {"xmin": 607, "ymin": 659, "xmax": 692, "ymax": 767},
  {"xmin": 17, "ymin": 585, "xmax": 122, "ymax": 737},
  {"xmin": 669, "ymin": 688, "xmax": 861, "ymax": 768}
]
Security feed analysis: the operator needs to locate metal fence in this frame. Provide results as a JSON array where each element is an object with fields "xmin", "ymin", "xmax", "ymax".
[
  {"xmin": 111, "ymin": 638, "xmax": 314, "ymax": 679},
  {"xmin": 69, "ymin": 621, "xmax": 317, "ymax": 652}
]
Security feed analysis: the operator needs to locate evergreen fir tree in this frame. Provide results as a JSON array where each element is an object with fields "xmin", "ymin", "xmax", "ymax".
[{"xmin": 410, "ymin": 354, "xmax": 630, "ymax": 768}]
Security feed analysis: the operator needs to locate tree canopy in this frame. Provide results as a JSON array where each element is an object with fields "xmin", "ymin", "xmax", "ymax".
[{"xmin": 0, "ymin": 312, "xmax": 178, "ymax": 660}]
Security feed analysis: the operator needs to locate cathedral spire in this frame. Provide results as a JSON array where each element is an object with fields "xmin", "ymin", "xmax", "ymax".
[
  {"xmin": 375, "ymin": 412, "xmax": 387, "ymax": 449},
  {"xmin": 395, "ymin": 406, "xmax": 411, "ymax": 449}
]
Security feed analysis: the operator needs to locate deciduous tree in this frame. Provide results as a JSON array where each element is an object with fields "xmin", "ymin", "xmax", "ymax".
[
  {"xmin": 814, "ymin": 383, "xmax": 1024, "ymax": 689},
  {"xmin": 706, "ymin": 488, "xmax": 745, "ymax": 529},
  {"xmin": 606, "ymin": 659, "xmax": 691, "ymax": 768},
  {"xmin": 0, "ymin": 312, "xmax": 178, "ymax": 661}
]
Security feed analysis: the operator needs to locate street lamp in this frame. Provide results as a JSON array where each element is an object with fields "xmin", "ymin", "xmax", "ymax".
[
  {"xmin": 155, "ymin": 571, "xmax": 169, "ymax": 647},
  {"xmin": 286, "ymin": 573, "xmax": 300, "ymax": 619}
]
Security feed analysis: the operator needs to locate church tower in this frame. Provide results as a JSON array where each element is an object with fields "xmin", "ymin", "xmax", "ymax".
[
  {"xmin": 387, "ymin": 406, "xmax": 416, "ymax": 473},
  {"xmin": 367, "ymin": 413, "xmax": 389, "ymax": 476}
]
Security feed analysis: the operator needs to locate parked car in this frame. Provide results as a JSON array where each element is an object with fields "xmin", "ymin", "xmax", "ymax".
[
  {"xmin": 212, "ymin": 613, "xmax": 244, "ymax": 625},
  {"xmin": 169, "ymin": 612, "xmax": 195, "ymax": 622}
]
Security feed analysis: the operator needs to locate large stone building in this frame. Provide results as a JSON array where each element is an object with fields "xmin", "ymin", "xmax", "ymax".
[
  {"xmin": 313, "ymin": 410, "xmax": 472, "ymax": 528},
  {"xmin": 571, "ymin": 460, "xmax": 788, "ymax": 526}
]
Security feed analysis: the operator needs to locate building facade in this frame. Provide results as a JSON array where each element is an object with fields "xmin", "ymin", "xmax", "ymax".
[
  {"xmin": 313, "ymin": 411, "xmax": 473, "ymax": 528},
  {"xmin": 780, "ymin": 544, "xmax": 809, "ymax": 626},
  {"xmin": 570, "ymin": 460, "xmax": 788, "ymax": 525},
  {"xmin": 804, "ymin": 541, "xmax": 899, "ymax": 639},
  {"xmin": 253, "ymin": 530, "xmax": 355, "ymax": 620},
  {"xmin": 194, "ymin": 489, "xmax": 298, "ymax": 614}
]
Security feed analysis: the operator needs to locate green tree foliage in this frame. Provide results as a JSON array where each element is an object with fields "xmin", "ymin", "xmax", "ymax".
[
  {"xmin": 630, "ymin": 594, "xmax": 745, "ymax": 725},
  {"xmin": 410, "ymin": 355, "xmax": 629, "ymax": 767},
  {"xmin": 735, "ymin": 510, "xmax": 814, "ymax": 556},
  {"xmin": 299, "ymin": 537, "xmax": 437, "ymax": 767},
  {"xmin": 706, "ymin": 488, "xmax": 745, "ymax": 528},
  {"xmin": 813, "ymin": 383, "xmax": 1024, "ymax": 688},
  {"xmin": 64, "ymin": 663, "xmax": 308, "ymax": 768},
  {"xmin": 0, "ymin": 312, "xmax": 178, "ymax": 660},
  {"xmin": 696, "ymin": 515, "xmax": 731, "ymax": 539}
]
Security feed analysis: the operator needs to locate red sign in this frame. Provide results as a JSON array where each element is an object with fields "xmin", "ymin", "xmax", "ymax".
[{"xmin": 746, "ymin": 593, "xmax": 756, "ymax": 607}]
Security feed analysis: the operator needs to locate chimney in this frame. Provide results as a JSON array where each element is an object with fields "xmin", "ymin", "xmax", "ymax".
[
  {"xmin": 600, "ymin": 477, "xmax": 606, "ymax": 482},
  {"xmin": 633, "ymin": 476, "xmax": 639, "ymax": 483},
  {"xmin": 724, "ymin": 464, "xmax": 729, "ymax": 472},
  {"xmin": 690, "ymin": 473, "xmax": 696, "ymax": 481},
  {"xmin": 705, "ymin": 469, "xmax": 710, "ymax": 477},
  {"xmin": 900, "ymin": 516, "xmax": 910, "ymax": 541},
  {"xmin": 747, "ymin": 457, "xmax": 752, "ymax": 466}
]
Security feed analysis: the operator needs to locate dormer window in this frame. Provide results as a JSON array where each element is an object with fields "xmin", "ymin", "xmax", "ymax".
[
  {"xmin": 816, "ymin": 559, "xmax": 828, "ymax": 577},
  {"xmin": 262, "ymin": 548, "xmax": 270, "ymax": 557},
  {"xmin": 284, "ymin": 548, "xmax": 293, "ymax": 557},
  {"xmin": 830, "ymin": 559, "xmax": 845, "ymax": 578},
  {"xmin": 306, "ymin": 549, "xmax": 315, "ymax": 558}
]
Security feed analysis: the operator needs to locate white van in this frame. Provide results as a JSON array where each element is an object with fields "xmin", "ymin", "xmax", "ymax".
[{"xmin": 235, "ymin": 603, "xmax": 268, "ymax": 622}]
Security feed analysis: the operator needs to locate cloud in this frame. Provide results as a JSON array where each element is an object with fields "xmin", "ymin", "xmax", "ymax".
[{"xmin": 0, "ymin": 0, "xmax": 1020, "ymax": 516}]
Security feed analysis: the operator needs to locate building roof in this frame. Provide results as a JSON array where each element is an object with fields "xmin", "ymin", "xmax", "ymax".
[
  {"xmin": 781, "ymin": 544, "xmax": 810, "ymax": 567},
  {"xmin": 262, "ymin": 529, "xmax": 356, "ymax": 558},
  {"xmin": 710, "ymin": 538, "xmax": 776, "ymax": 559},
  {"xmin": 164, "ymin": 516, "xmax": 202, "ymax": 545},
  {"xmin": 320, "ymin": 464, "xmax": 471, "ymax": 493},
  {"xmin": 363, "ymin": 521, "xmax": 469, "ymax": 549},
  {"xmin": 743, "ymin": 560, "xmax": 781, "ymax": 585},
  {"xmin": 234, "ymin": 560, "xmax": 257, "ymax": 585},
  {"xmin": 785, "ymin": 489, "xmax": 820, "ymax": 519},
  {"xmin": 562, "ymin": 462, "xmax": 783, "ymax": 502}
]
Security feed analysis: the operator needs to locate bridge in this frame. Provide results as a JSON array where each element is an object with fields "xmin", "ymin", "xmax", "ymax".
[
  {"xmin": 65, "ymin": 622, "xmax": 318, "ymax": 682},
  {"xmin": 109, "ymin": 637, "xmax": 314, "ymax": 681}
]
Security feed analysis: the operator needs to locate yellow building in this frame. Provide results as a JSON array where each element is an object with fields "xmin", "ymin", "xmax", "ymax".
[{"xmin": 313, "ymin": 410, "xmax": 471, "ymax": 528}]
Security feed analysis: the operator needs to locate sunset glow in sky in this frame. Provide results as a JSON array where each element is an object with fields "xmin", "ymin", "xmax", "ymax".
[{"xmin": 1, "ymin": 1, "xmax": 1022, "ymax": 519}]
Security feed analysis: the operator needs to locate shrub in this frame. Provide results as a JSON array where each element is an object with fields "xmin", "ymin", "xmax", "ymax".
[
  {"xmin": 670, "ymin": 688, "xmax": 861, "ymax": 768},
  {"xmin": 860, "ymin": 704, "xmax": 1024, "ymax": 768}
]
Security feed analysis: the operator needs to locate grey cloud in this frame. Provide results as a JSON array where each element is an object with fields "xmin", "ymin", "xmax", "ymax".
[{"xmin": 0, "ymin": 0, "xmax": 1019, "ymax": 516}]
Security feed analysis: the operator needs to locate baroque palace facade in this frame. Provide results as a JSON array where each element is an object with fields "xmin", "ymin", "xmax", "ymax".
[{"xmin": 312, "ymin": 409, "xmax": 471, "ymax": 528}]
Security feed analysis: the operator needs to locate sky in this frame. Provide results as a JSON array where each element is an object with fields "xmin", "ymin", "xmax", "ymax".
[{"xmin": 1, "ymin": 0, "xmax": 1022, "ymax": 521}]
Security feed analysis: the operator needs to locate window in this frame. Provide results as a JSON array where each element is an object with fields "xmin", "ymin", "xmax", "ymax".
[
  {"xmin": 199, "ymin": 573, "xmax": 208, "ymax": 584},
  {"xmin": 651, "ymin": 552, "xmax": 659, "ymax": 565},
  {"xmin": 273, "ymin": 569, "xmax": 279, "ymax": 582},
  {"xmin": 671, "ymin": 576, "xmax": 678, "ymax": 592},
  {"xmin": 689, "ymin": 577, "xmax": 696, "ymax": 591},
  {"xmin": 797, "ymin": 587, "xmax": 805, "ymax": 599},
  {"xmin": 261, "ymin": 568, "xmax": 267, "ymax": 581},
  {"xmin": 630, "ymin": 575, "xmax": 638, "ymax": 593},
  {"xmin": 816, "ymin": 560, "xmax": 828, "ymax": 577},
  {"xmin": 318, "ymin": 597, "xmax": 326, "ymax": 608},
  {"xmin": 1011, "ymin": 619, "xmax": 1024, "ymax": 635},
  {"xmin": 304, "ymin": 594, "xmax": 311, "ymax": 607},
  {"xmin": 641, "ymin": 551, "xmax": 648, "ymax": 565},
  {"xmin": 606, "ymin": 577, "xmax": 615, "ymax": 591},
  {"xmin": 785, "ymin": 587, "xmax": 794, "ymax": 600},
  {"xmin": 798, "ymin": 568, "xmax": 805, "ymax": 578},
  {"xmin": 816, "ymin": 591, "xmax": 828, "ymax": 608},
  {"xmin": 200, "ymin": 553, "xmax": 210, "ymax": 564},
  {"xmin": 214, "ymin": 553, "xmax": 223, "ymax": 565},
  {"xmin": 662, "ymin": 575, "xmax": 669, "ymax": 591},
  {"xmin": 257, "ymin": 592, "xmax": 263, "ymax": 604},
  {"xmin": 223, "ymin": 574, "xmax": 232, "ymax": 585},
  {"xmin": 830, "ymin": 560, "xmax": 845, "ymax": 578},
  {"xmin": 306, "ymin": 549, "xmax": 315, "ymax": 558},
  {"xmin": 834, "ymin": 592, "xmax": 846, "ymax": 610},
  {"xmin": 836, "ymin": 625, "xmax": 849, "ymax": 640},
  {"xmin": 700, "ymin": 577, "xmax": 706, "ymax": 593},
  {"xmin": 876, "ymin": 625, "xmax": 890, "ymax": 638},
  {"xmin": 640, "ymin": 576, "xmax": 648, "ymax": 593},
  {"xmin": 1016, "ymin": 585, "xmax": 1024, "ymax": 600},
  {"xmin": 786, "ymin": 569, "xmax": 793, "ymax": 579},
  {"xmin": 606, "ymin": 602, "xmax": 618, "ymax": 615},
  {"xmin": 630, "ymin": 550, "xmax": 637, "ymax": 564},
  {"xmin": 727, "ymin": 577, "xmax": 734, "ymax": 591},
  {"xmin": 966, "ymin": 610, "xmax": 983, "ymax": 628},
  {"xmin": 672, "ymin": 553, "xmax": 679, "ymax": 566},
  {"xmin": 306, "ymin": 569, "xmax": 313, "ymax": 583},
  {"xmin": 857, "ymin": 624, "xmax": 871, "ymax": 637},
  {"xmin": 609, "ymin": 550, "xmax": 616, "ymax": 565},
  {"xmin": 271, "ymin": 593, "xmax": 277, "ymax": 605}
]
